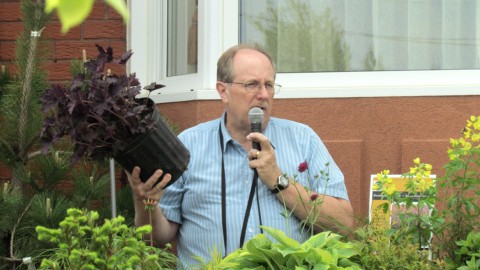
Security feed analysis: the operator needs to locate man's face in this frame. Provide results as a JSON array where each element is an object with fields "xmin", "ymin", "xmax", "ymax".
[{"xmin": 218, "ymin": 49, "xmax": 276, "ymax": 132}]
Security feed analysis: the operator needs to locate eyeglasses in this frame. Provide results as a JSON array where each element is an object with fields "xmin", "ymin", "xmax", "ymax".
[{"xmin": 224, "ymin": 81, "xmax": 282, "ymax": 94}]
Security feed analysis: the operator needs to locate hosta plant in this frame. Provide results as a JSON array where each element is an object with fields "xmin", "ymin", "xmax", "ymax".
[{"xmin": 195, "ymin": 225, "xmax": 361, "ymax": 270}]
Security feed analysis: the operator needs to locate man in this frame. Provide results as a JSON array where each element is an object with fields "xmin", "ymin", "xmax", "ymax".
[{"xmin": 127, "ymin": 44, "xmax": 354, "ymax": 269}]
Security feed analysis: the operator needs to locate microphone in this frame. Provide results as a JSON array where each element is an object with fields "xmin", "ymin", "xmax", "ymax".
[{"xmin": 248, "ymin": 107, "xmax": 264, "ymax": 151}]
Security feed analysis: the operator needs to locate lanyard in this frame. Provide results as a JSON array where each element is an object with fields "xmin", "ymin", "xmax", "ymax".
[{"xmin": 219, "ymin": 123, "xmax": 263, "ymax": 256}]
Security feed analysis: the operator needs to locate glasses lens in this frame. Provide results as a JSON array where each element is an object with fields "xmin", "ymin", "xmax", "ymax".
[
  {"xmin": 238, "ymin": 82, "xmax": 281, "ymax": 93},
  {"xmin": 273, "ymin": 84, "xmax": 281, "ymax": 93},
  {"xmin": 244, "ymin": 82, "xmax": 259, "ymax": 92}
]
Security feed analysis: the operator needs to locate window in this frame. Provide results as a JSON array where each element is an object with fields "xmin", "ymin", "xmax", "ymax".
[
  {"xmin": 129, "ymin": 0, "xmax": 480, "ymax": 103},
  {"xmin": 240, "ymin": 0, "xmax": 480, "ymax": 73},
  {"xmin": 167, "ymin": 0, "xmax": 198, "ymax": 76},
  {"xmin": 129, "ymin": 0, "xmax": 205, "ymax": 103}
]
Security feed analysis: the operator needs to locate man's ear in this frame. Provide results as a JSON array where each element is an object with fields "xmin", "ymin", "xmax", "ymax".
[{"xmin": 216, "ymin": 81, "xmax": 229, "ymax": 103}]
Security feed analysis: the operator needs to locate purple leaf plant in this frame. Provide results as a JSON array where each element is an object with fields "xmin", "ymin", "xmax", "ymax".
[{"xmin": 41, "ymin": 44, "xmax": 164, "ymax": 163}]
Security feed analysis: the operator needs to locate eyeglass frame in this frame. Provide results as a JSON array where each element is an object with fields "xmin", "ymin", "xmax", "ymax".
[{"xmin": 222, "ymin": 81, "xmax": 282, "ymax": 94}]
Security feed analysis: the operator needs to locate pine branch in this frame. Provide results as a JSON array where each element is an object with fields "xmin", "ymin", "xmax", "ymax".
[
  {"xmin": 0, "ymin": 255, "xmax": 23, "ymax": 263},
  {"xmin": 17, "ymin": 5, "xmax": 44, "ymax": 156},
  {"xmin": 0, "ymin": 136, "xmax": 16, "ymax": 163},
  {"xmin": 10, "ymin": 198, "xmax": 33, "ymax": 260}
]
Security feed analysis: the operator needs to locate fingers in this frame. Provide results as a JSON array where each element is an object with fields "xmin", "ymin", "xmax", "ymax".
[
  {"xmin": 126, "ymin": 166, "xmax": 172, "ymax": 201},
  {"xmin": 249, "ymin": 149, "xmax": 262, "ymax": 162},
  {"xmin": 144, "ymin": 169, "xmax": 164, "ymax": 189},
  {"xmin": 247, "ymin": 132, "xmax": 272, "ymax": 151},
  {"xmin": 247, "ymin": 133, "xmax": 273, "ymax": 161}
]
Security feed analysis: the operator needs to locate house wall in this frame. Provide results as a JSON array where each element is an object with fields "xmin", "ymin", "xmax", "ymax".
[
  {"xmin": 0, "ymin": 0, "xmax": 127, "ymax": 84},
  {"xmin": 2, "ymin": 0, "xmax": 480, "ymax": 218},
  {"xmin": 156, "ymin": 96, "xmax": 480, "ymax": 217}
]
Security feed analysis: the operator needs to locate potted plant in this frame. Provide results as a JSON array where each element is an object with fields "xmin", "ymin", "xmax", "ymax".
[{"xmin": 40, "ymin": 44, "xmax": 190, "ymax": 187}]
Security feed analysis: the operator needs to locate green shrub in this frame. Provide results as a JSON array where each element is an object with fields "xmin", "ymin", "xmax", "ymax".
[
  {"xmin": 352, "ymin": 218, "xmax": 434, "ymax": 270},
  {"xmin": 36, "ymin": 208, "xmax": 177, "ymax": 269},
  {"xmin": 371, "ymin": 115, "xmax": 480, "ymax": 268},
  {"xmin": 454, "ymin": 231, "xmax": 480, "ymax": 270}
]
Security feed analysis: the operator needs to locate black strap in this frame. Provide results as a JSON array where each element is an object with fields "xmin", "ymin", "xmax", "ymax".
[
  {"xmin": 219, "ymin": 128, "xmax": 227, "ymax": 254},
  {"xmin": 219, "ymin": 123, "xmax": 262, "ymax": 256},
  {"xmin": 256, "ymin": 173, "xmax": 264, "ymax": 232},
  {"xmin": 239, "ymin": 170, "xmax": 259, "ymax": 248}
]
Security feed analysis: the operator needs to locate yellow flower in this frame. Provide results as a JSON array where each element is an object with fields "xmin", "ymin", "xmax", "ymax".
[
  {"xmin": 375, "ymin": 170, "xmax": 396, "ymax": 196},
  {"xmin": 450, "ymin": 138, "xmax": 459, "ymax": 147},
  {"xmin": 472, "ymin": 133, "xmax": 480, "ymax": 142},
  {"xmin": 416, "ymin": 179, "xmax": 433, "ymax": 193},
  {"xmin": 384, "ymin": 183, "xmax": 396, "ymax": 195},
  {"xmin": 464, "ymin": 141, "xmax": 472, "ymax": 150},
  {"xmin": 413, "ymin": 158, "xmax": 420, "ymax": 164},
  {"xmin": 425, "ymin": 164, "xmax": 432, "ymax": 171},
  {"xmin": 474, "ymin": 119, "xmax": 480, "ymax": 130}
]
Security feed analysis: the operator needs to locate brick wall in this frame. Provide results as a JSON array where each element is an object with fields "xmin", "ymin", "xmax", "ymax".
[
  {"xmin": 0, "ymin": 0, "xmax": 127, "ymax": 183},
  {"xmin": 0, "ymin": 0, "xmax": 127, "ymax": 84}
]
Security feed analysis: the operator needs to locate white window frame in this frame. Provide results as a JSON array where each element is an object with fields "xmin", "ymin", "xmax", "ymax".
[{"xmin": 128, "ymin": 0, "xmax": 480, "ymax": 104}]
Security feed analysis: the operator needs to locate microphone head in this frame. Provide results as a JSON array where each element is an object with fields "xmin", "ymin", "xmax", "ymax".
[{"xmin": 248, "ymin": 107, "xmax": 264, "ymax": 125}]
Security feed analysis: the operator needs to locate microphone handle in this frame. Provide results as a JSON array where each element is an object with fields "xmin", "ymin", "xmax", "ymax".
[
  {"xmin": 251, "ymin": 122, "xmax": 262, "ymax": 151},
  {"xmin": 252, "ymin": 141, "xmax": 261, "ymax": 151}
]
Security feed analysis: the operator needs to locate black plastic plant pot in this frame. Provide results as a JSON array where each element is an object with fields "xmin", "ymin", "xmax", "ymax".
[{"xmin": 114, "ymin": 109, "xmax": 190, "ymax": 188}]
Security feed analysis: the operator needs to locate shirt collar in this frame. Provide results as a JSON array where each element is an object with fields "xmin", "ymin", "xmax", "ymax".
[
  {"xmin": 219, "ymin": 112, "xmax": 231, "ymax": 153},
  {"xmin": 219, "ymin": 111, "xmax": 277, "ymax": 151}
]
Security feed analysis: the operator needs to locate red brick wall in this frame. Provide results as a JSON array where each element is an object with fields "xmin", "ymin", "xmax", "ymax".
[
  {"xmin": 156, "ymin": 95, "xmax": 480, "ymax": 217},
  {"xmin": 0, "ymin": 0, "xmax": 127, "ymax": 84}
]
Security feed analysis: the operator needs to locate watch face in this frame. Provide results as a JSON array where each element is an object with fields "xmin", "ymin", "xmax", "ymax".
[{"xmin": 279, "ymin": 175, "xmax": 289, "ymax": 187}]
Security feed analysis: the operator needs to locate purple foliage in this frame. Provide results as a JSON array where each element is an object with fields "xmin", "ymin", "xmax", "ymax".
[{"xmin": 40, "ymin": 44, "xmax": 165, "ymax": 163}]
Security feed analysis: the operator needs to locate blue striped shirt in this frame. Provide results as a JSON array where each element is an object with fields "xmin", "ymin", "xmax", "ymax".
[{"xmin": 160, "ymin": 113, "xmax": 349, "ymax": 269}]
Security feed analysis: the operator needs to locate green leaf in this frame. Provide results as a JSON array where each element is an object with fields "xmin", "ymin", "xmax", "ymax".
[
  {"xmin": 261, "ymin": 226, "xmax": 300, "ymax": 248},
  {"xmin": 379, "ymin": 202, "xmax": 390, "ymax": 213},
  {"xmin": 302, "ymin": 231, "xmax": 329, "ymax": 249},
  {"xmin": 45, "ymin": 0, "xmax": 94, "ymax": 33},
  {"xmin": 312, "ymin": 248, "xmax": 335, "ymax": 264},
  {"xmin": 243, "ymin": 235, "xmax": 277, "ymax": 264},
  {"xmin": 312, "ymin": 263, "xmax": 329, "ymax": 270},
  {"xmin": 44, "ymin": 0, "xmax": 59, "ymax": 13},
  {"xmin": 105, "ymin": 0, "xmax": 130, "ymax": 22}
]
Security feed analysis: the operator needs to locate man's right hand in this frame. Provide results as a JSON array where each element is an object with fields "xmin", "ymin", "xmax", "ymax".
[
  {"xmin": 125, "ymin": 166, "xmax": 179, "ymax": 247},
  {"xmin": 126, "ymin": 166, "xmax": 172, "ymax": 204}
]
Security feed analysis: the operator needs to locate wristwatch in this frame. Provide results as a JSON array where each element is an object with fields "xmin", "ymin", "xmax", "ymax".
[{"xmin": 271, "ymin": 174, "xmax": 290, "ymax": 194}]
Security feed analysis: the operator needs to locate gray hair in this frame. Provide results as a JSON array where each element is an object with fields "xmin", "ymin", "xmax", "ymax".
[{"xmin": 216, "ymin": 44, "xmax": 276, "ymax": 82}]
